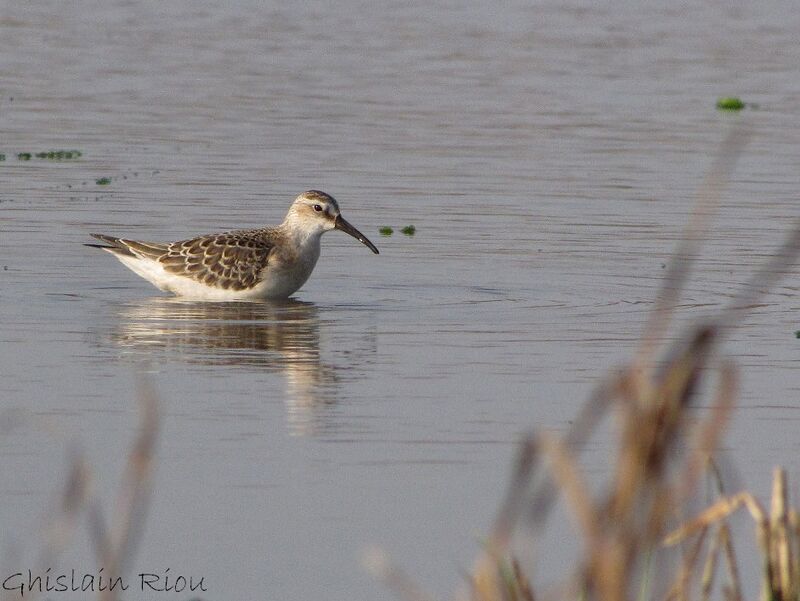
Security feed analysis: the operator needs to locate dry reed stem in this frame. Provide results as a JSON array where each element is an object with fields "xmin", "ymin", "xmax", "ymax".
[
  {"xmin": 1, "ymin": 378, "xmax": 159, "ymax": 601},
  {"xmin": 635, "ymin": 127, "xmax": 749, "ymax": 387},
  {"xmin": 491, "ymin": 436, "xmax": 539, "ymax": 551},
  {"xmin": 718, "ymin": 522, "xmax": 742, "ymax": 601},
  {"xmin": 700, "ymin": 527, "xmax": 721, "ymax": 601},
  {"xmin": 535, "ymin": 433, "xmax": 598, "ymax": 548},
  {"xmin": 664, "ymin": 493, "xmax": 765, "ymax": 546},
  {"xmin": 468, "ymin": 528, "xmax": 531, "ymax": 601},
  {"xmin": 664, "ymin": 468, "xmax": 800, "ymax": 601},
  {"xmin": 93, "ymin": 378, "xmax": 159, "ymax": 601},
  {"xmin": 526, "ymin": 376, "xmax": 619, "ymax": 530},
  {"xmin": 717, "ymin": 221, "xmax": 800, "ymax": 331},
  {"xmin": 37, "ymin": 449, "xmax": 92, "ymax": 568},
  {"xmin": 675, "ymin": 363, "xmax": 737, "ymax": 504},
  {"xmin": 513, "ymin": 143, "xmax": 800, "ymax": 601},
  {"xmin": 361, "ymin": 546, "xmax": 439, "ymax": 601},
  {"xmin": 509, "ymin": 558, "xmax": 535, "ymax": 601},
  {"xmin": 0, "ymin": 451, "xmax": 93, "ymax": 601},
  {"xmin": 665, "ymin": 528, "xmax": 708, "ymax": 601},
  {"xmin": 791, "ymin": 509, "xmax": 800, "ymax": 599},
  {"xmin": 377, "ymin": 127, "xmax": 800, "ymax": 601},
  {"xmin": 769, "ymin": 468, "xmax": 789, "ymax": 598}
]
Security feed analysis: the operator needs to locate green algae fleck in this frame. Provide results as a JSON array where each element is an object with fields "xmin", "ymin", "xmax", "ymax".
[
  {"xmin": 379, "ymin": 226, "xmax": 393, "ymax": 236},
  {"xmin": 716, "ymin": 97, "xmax": 745, "ymax": 111},
  {"xmin": 401, "ymin": 225, "xmax": 416, "ymax": 236},
  {"xmin": 14, "ymin": 149, "xmax": 82, "ymax": 161},
  {"xmin": 96, "ymin": 177, "xmax": 111, "ymax": 186},
  {"xmin": 39, "ymin": 149, "xmax": 82, "ymax": 160}
]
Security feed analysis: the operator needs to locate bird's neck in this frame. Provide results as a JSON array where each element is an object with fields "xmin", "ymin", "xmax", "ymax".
[{"xmin": 280, "ymin": 215, "xmax": 324, "ymax": 249}]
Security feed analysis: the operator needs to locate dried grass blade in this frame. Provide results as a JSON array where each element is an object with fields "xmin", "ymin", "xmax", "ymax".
[
  {"xmin": 770, "ymin": 468, "xmax": 791, "ymax": 600},
  {"xmin": 98, "ymin": 378, "xmax": 160, "ymax": 601},
  {"xmin": 510, "ymin": 558, "xmax": 534, "ymax": 601},
  {"xmin": 528, "ymin": 375, "xmax": 619, "ymax": 527},
  {"xmin": 700, "ymin": 526, "xmax": 722, "ymax": 601},
  {"xmin": 664, "ymin": 527, "xmax": 708, "ymax": 601},
  {"xmin": 535, "ymin": 432, "xmax": 599, "ymax": 544},
  {"xmin": 719, "ymin": 220, "xmax": 800, "ymax": 331},
  {"xmin": 637, "ymin": 127, "xmax": 750, "ymax": 370},
  {"xmin": 664, "ymin": 493, "xmax": 751, "ymax": 546},
  {"xmin": 678, "ymin": 362, "xmax": 737, "ymax": 501},
  {"xmin": 88, "ymin": 500, "xmax": 112, "ymax": 569},
  {"xmin": 489, "ymin": 435, "xmax": 537, "ymax": 551},
  {"xmin": 718, "ymin": 523, "xmax": 742, "ymax": 601},
  {"xmin": 361, "ymin": 546, "xmax": 438, "ymax": 601},
  {"xmin": 36, "ymin": 449, "xmax": 92, "ymax": 569}
]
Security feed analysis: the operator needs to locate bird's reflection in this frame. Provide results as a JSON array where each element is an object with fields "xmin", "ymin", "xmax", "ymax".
[{"xmin": 110, "ymin": 297, "xmax": 340, "ymax": 435}]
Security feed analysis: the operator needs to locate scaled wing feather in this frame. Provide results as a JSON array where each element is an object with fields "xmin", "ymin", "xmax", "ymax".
[{"xmin": 157, "ymin": 231, "xmax": 274, "ymax": 290}]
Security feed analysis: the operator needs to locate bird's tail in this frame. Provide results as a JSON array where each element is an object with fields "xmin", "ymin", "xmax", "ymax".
[{"xmin": 85, "ymin": 234, "xmax": 136, "ymax": 257}]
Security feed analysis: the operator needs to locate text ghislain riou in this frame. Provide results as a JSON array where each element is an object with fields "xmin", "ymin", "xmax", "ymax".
[{"xmin": 2, "ymin": 568, "xmax": 207, "ymax": 596}]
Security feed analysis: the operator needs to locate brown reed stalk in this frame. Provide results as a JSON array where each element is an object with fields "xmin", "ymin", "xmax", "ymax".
[
  {"xmin": 665, "ymin": 467, "xmax": 800, "ymax": 601},
  {"xmin": 700, "ymin": 526, "xmax": 721, "ymax": 601},
  {"xmin": 460, "ymin": 128, "xmax": 800, "ymax": 601},
  {"xmin": 92, "ymin": 378, "xmax": 159, "ymax": 601},
  {"xmin": 1, "ymin": 378, "xmax": 159, "ymax": 601},
  {"xmin": 365, "ymin": 126, "xmax": 800, "ymax": 601}
]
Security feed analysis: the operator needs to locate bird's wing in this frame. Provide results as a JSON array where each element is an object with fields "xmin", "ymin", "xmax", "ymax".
[{"xmin": 157, "ymin": 231, "xmax": 275, "ymax": 290}]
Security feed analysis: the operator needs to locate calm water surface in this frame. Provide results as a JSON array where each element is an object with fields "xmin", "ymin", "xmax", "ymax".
[{"xmin": 2, "ymin": 2, "xmax": 800, "ymax": 599}]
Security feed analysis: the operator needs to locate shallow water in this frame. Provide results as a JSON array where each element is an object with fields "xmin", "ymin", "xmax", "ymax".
[{"xmin": 2, "ymin": 1, "xmax": 800, "ymax": 599}]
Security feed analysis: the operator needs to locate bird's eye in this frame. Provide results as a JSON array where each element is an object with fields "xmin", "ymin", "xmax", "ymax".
[{"xmin": 313, "ymin": 204, "xmax": 323, "ymax": 212}]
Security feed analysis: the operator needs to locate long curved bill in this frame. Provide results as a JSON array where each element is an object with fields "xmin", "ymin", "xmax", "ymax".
[{"xmin": 334, "ymin": 215, "xmax": 380, "ymax": 254}]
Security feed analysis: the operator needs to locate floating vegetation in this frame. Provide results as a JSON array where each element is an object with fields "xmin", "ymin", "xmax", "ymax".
[
  {"xmin": 2, "ymin": 149, "xmax": 82, "ymax": 162},
  {"xmin": 378, "ymin": 225, "xmax": 415, "ymax": 236},
  {"xmin": 96, "ymin": 177, "xmax": 111, "ymax": 186},
  {"xmin": 35, "ymin": 149, "xmax": 82, "ymax": 160},
  {"xmin": 795, "ymin": 330, "xmax": 800, "ymax": 339},
  {"xmin": 716, "ymin": 97, "xmax": 746, "ymax": 111}
]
